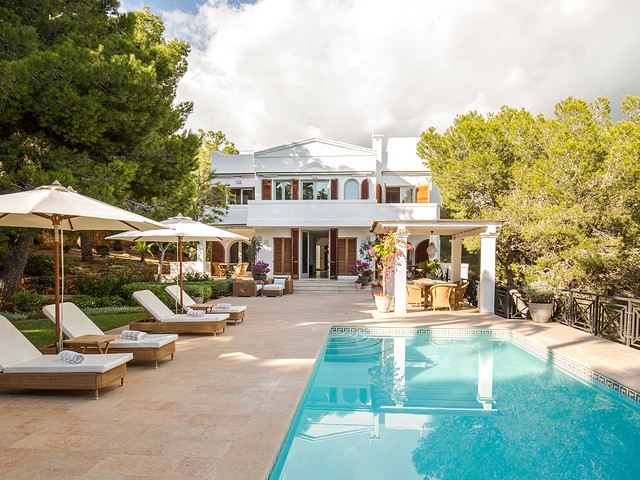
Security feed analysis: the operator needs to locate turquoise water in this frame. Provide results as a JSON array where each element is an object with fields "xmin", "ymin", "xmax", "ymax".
[{"xmin": 269, "ymin": 331, "xmax": 640, "ymax": 480}]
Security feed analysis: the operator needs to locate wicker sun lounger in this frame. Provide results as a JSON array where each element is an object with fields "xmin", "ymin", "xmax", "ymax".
[
  {"xmin": 164, "ymin": 285, "xmax": 247, "ymax": 325},
  {"xmin": 131, "ymin": 290, "xmax": 229, "ymax": 335},
  {"xmin": 0, "ymin": 315, "xmax": 132, "ymax": 399},
  {"xmin": 43, "ymin": 303, "xmax": 178, "ymax": 368}
]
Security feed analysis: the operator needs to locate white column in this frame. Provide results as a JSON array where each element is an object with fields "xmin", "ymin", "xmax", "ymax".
[
  {"xmin": 450, "ymin": 237, "xmax": 462, "ymax": 282},
  {"xmin": 479, "ymin": 231, "xmax": 499, "ymax": 313},
  {"xmin": 197, "ymin": 241, "xmax": 206, "ymax": 273},
  {"xmin": 392, "ymin": 229, "xmax": 409, "ymax": 314},
  {"xmin": 393, "ymin": 337, "xmax": 406, "ymax": 406}
]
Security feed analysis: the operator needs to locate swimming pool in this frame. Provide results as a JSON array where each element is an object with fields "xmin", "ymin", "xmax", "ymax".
[{"xmin": 269, "ymin": 327, "xmax": 640, "ymax": 479}]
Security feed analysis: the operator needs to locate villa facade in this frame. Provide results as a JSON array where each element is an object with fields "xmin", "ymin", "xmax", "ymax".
[{"xmin": 209, "ymin": 134, "xmax": 442, "ymax": 279}]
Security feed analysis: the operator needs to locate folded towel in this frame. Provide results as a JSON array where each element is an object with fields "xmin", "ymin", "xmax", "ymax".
[
  {"xmin": 121, "ymin": 329, "xmax": 149, "ymax": 341},
  {"xmin": 216, "ymin": 303, "xmax": 232, "ymax": 309},
  {"xmin": 59, "ymin": 350, "xmax": 84, "ymax": 364},
  {"xmin": 187, "ymin": 309, "xmax": 204, "ymax": 317}
]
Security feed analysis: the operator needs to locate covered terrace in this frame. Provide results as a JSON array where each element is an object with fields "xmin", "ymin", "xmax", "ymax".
[{"xmin": 370, "ymin": 219, "xmax": 503, "ymax": 314}]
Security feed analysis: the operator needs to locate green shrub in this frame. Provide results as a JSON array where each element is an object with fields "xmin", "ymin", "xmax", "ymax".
[
  {"xmin": 120, "ymin": 282, "xmax": 175, "ymax": 307},
  {"xmin": 24, "ymin": 253, "xmax": 55, "ymax": 276},
  {"xmin": 181, "ymin": 271, "xmax": 211, "ymax": 282},
  {"xmin": 70, "ymin": 295, "xmax": 126, "ymax": 309},
  {"xmin": 120, "ymin": 279, "xmax": 233, "ymax": 307},
  {"xmin": 184, "ymin": 284, "xmax": 212, "ymax": 300},
  {"xmin": 74, "ymin": 269, "xmax": 152, "ymax": 297},
  {"xmin": 23, "ymin": 275, "xmax": 55, "ymax": 294},
  {"xmin": 11, "ymin": 291, "xmax": 49, "ymax": 312},
  {"xmin": 95, "ymin": 243, "xmax": 110, "ymax": 258}
]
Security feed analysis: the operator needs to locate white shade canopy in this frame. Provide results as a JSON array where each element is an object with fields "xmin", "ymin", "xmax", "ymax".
[
  {"xmin": 106, "ymin": 214, "xmax": 248, "ymax": 242},
  {"xmin": 0, "ymin": 181, "xmax": 167, "ymax": 232}
]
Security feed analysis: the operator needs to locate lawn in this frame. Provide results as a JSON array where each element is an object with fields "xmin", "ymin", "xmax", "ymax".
[{"xmin": 9, "ymin": 308, "xmax": 149, "ymax": 348}]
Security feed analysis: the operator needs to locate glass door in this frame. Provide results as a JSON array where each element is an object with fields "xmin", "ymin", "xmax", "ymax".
[{"xmin": 301, "ymin": 231, "xmax": 309, "ymax": 278}]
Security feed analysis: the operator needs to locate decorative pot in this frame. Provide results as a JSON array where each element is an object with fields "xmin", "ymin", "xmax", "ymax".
[
  {"xmin": 374, "ymin": 295, "xmax": 394, "ymax": 313},
  {"xmin": 253, "ymin": 273, "xmax": 267, "ymax": 281},
  {"xmin": 371, "ymin": 285, "xmax": 382, "ymax": 298},
  {"xmin": 529, "ymin": 302, "xmax": 554, "ymax": 323},
  {"xmin": 192, "ymin": 296, "xmax": 204, "ymax": 304}
]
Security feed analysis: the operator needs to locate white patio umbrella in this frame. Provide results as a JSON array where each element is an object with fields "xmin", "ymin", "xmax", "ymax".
[
  {"xmin": 0, "ymin": 181, "xmax": 168, "ymax": 351},
  {"xmin": 106, "ymin": 214, "xmax": 248, "ymax": 307}
]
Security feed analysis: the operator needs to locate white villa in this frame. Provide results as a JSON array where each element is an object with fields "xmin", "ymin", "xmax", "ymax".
[{"xmin": 209, "ymin": 133, "xmax": 500, "ymax": 313}]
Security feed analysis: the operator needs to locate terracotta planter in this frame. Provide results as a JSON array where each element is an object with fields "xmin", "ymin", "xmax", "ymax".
[
  {"xmin": 529, "ymin": 302, "xmax": 554, "ymax": 323},
  {"xmin": 374, "ymin": 295, "xmax": 394, "ymax": 313}
]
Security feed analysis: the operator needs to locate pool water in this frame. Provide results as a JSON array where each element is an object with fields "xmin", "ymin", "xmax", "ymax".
[{"xmin": 269, "ymin": 329, "xmax": 640, "ymax": 480}]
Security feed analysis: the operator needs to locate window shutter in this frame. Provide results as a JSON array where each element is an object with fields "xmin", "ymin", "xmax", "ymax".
[
  {"xmin": 292, "ymin": 179, "xmax": 299, "ymax": 200},
  {"xmin": 210, "ymin": 241, "xmax": 224, "ymax": 262},
  {"xmin": 331, "ymin": 178, "xmax": 338, "ymax": 200},
  {"xmin": 262, "ymin": 179, "xmax": 272, "ymax": 200},
  {"xmin": 360, "ymin": 178, "xmax": 369, "ymax": 200},
  {"xmin": 291, "ymin": 228, "xmax": 299, "ymax": 278},
  {"xmin": 376, "ymin": 183, "xmax": 382, "ymax": 203},
  {"xmin": 329, "ymin": 228, "xmax": 338, "ymax": 279},
  {"xmin": 416, "ymin": 184, "xmax": 430, "ymax": 203}
]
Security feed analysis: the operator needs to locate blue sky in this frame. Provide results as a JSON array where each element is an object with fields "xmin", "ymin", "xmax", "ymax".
[{"xmin": 120, "ymin": 1, "xmax": 640, "ymax": 151}]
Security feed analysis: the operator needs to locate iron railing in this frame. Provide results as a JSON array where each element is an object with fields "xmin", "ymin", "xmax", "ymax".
[{"xmin": 494, "ymin": 285, "xmax": 640, "ymax": 350}]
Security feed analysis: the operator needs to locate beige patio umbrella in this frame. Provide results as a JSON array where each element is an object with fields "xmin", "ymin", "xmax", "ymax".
[
  {"xmin": 106, "ymin": 214, "xmax": 248, "ymax": 308},
  {"xmin": 0, "ymin": 181, "xmax": 168, "ymax": 351}
]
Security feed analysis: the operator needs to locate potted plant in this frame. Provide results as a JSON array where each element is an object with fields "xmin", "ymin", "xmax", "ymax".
[
  {"xmin": 421, "ymin": 259, "xmax": 441, "ymax": 279},
  {"xmin": 522, "ymin": 280, "xmax": 556, "ymax": 323},
  {"xmin": 369, "ymin": 228, "xmax": 412, "ymax": 312},
  {"xmin": 352, "ymin": 260, "xmax": 373, "ymax": 285},
  {"xmin": 355, "ymin": 277, "xmax": 364, "ymax": 290},
  {"xmin": 251, "ymin": 260, "xmax": 270, "ymax": 281}
]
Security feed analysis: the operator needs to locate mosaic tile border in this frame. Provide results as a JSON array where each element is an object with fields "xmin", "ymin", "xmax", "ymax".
[{"xmin": 329, "ymin": 325, "xmax": 640, "ymax": 407}]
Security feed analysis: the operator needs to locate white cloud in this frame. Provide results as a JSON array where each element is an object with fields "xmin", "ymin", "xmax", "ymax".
[{"xmin": 161, "ymin": 0, "xmax": 640, "ymax": 150}]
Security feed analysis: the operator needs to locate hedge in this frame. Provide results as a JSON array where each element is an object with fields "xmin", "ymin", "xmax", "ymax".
[{"xmin": 120, "ymin": 279, "xmax": 233, "ymax": 308}]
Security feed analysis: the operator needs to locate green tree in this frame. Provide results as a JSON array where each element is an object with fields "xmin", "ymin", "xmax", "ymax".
[
  {"xmin": 190, "ymin": 129, "xmax": 238, "ymax": 223},
  {"xmin": 0, "ymin": 1, "xmax": 199, "ymax": 299},
  {"xmin": 418, "ymin": 97, "xmax": 640, "ymax": 296}
]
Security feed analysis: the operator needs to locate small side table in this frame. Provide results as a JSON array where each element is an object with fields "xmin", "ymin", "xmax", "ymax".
[{"xmin": 64, "ymin": 334, "xmax": 117, "ymax": 354}]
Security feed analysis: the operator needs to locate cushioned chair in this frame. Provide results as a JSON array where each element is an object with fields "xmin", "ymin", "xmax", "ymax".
[
  {"xmin": 130, "ymin": 290, "xmax": 229, "ymax": 335},
  {"xmin": 43, "ymin": 303, "xmax": 177, "ymax": 368},
  {"xmin": 272, "ymin": 275, "xmax": 294, "ymax": 294},
  {"xmin": 233, "ymin": 278, "xmax": 263, "ymax": 297},
  {"xmin": 406, "ymin": 284, "xmax": 425, "ymax": 308},
  {"xmin": 211, "ymin": 262, "xmax": 225, "ymax": 278},
  {"xmin": 429, "ymin": 284, "xmax": 456, "ymax": 311},
  {"xmin": 165, "ymin": 285, "xmax": 247, "ymax": 324},
  {"xmin": 0, "ymin": 314, "xmax": 132, "ymax": 399}
]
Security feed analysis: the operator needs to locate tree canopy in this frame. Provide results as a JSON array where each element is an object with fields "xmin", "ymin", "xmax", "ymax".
[{"xmin": 417, "ymin": 96, "xmax": 640, "ymax": 296}]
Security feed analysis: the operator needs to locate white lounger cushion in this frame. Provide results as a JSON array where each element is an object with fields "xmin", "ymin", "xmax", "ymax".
[
  {"xmin": 3, "ymin": 353, "xmax": 133, "ymax": 374},
  {"xmin": 165, "ymin": 284, "xmax": 196, "ymax": 309},
  {"xmin": 43, "ymin": 303, "xmax": 178, "ymax": 348},
  {"xmin": 207, "ymin": 306, "xmax": 247, "ymax": 314},
  {"xmin": 0, "ymin": 314, "xmax": 132, "ymax": 374},
  {"xmin": 132, "ymin": 290, "xmax": 229, "ymax": 323},
  {"xmin": 262, "ymin": 284, "xmax": 284, "ymax": 292}
]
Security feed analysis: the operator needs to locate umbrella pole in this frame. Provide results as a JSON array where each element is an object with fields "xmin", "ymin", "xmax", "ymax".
[
  {"xmin": 53, "ymin": 220, "xmax": 62, "ymax": 353},
  {"xmin": 178, "ymin": 237, "xmax": 184, "ymax": 310}
]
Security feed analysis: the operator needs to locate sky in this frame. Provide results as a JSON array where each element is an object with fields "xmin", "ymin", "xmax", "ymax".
[{"xmin": 120, "ymin": 0, "xmax": 640, "ymax": 151}]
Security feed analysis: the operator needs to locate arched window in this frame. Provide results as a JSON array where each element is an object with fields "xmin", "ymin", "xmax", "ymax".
[
  {"xmin": 344, "ymin": 179, "xmax": 359, "ymax": 200},
  {"xmin": 229, "ymin": 241, "xmax": 249, "ymax": 263}
]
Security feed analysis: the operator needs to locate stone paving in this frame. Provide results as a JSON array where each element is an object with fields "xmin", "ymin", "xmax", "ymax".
[{"xmin": 1, "ymin": 291, "xmax": 639, "ymax": 479}]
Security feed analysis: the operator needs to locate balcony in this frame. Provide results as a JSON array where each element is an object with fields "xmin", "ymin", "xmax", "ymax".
[{"xmin": 221, "ymin": 201, "xmax": 440, "ymax": 228}]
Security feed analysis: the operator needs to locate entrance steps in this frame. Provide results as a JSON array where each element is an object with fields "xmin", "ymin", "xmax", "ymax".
[{"xmin": 293, "ymin": 279, "xmax": 371, "ymax": 294}]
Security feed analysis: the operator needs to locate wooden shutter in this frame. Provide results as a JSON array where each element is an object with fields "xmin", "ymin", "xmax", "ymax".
[
  {"xmin": 360, "ymin": 178, "xmax": 369, "ymax": 200},
  {"xmin": 292, "ymin": 180, "xmax": 299, "ymax": 200},
  {"xmin": 416, "ymin": 184, "xmax": 430, "ymax": 203},
  {"xmin": 261, "ymin": 179, "xmax": 272, "ymax": 200},
  {"xmin": 273, "ymin": 238, "xmax": 292, "ymax": 275},
  {"xmin": 376, "ymin": 183, "xmax": 382, "ymax": 203},
  {"xmin": 291, "ymin": 228, "xmax": 299, "ymax": 279},
  {"xmin": 210, "ymin": 241, "xmax": 224, "ymax": 262},
  {"xmin": 331, "ymin": 178, "xmax": 338, "ymax": 200},
  {"xmin": 337, "ymin": 238, "xmax": 357, "ymax": 276},
  {"xmin": 329, "ymin": 228, "xmax": 338, "ymax": 279}
]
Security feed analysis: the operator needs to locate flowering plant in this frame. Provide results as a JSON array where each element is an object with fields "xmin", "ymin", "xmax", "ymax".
[
  {"xmin": 369, "ymin": 229, "xmax": 413, "ymax": 296},
  {"xmin": 251, "ymin": 260, "xmax": 270, "ymax": 275},
  {"xmin": 350, "ymin": 259, "xmax": 373, "ymax": 277}
]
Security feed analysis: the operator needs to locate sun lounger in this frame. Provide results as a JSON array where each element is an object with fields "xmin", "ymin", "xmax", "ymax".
[
  {"xmin": 164, "ymin": 285, "xmax": 247, "ymax": 324},
  {"xmin": 0, "ymin": 314, "xmax": 132, "ymax": 399},
  {"xmin": 131, "ymin": 290, "xmax": 229, "ymax": 335},
  {"xmin": 43, "ymin": 303, "xmax": 177, "ymax": 368}
]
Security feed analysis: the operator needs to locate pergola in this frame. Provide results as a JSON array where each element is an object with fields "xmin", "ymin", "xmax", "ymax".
[{"xmin": 370, "ymin": 219, "xmax": 502, "ymax": 314}]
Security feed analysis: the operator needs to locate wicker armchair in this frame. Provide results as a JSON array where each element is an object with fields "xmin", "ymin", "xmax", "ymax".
[
  {"xmin": 232, "ymin": 278, "xmax": 263, "ymax": 297},
  {"xmin": 429, "ymin": 284, "xmax": 456, "ymax": 311},
  {"xmin": 211, "ymin": 262, "xmax": 225, "ymax": 278},
  {"xmin": 452, "ymin": 281, "xmax": 469, "ymax": 309},
  {"xmin": 406, "ymin": 284, "xmax": 424, "ymax": 308}
]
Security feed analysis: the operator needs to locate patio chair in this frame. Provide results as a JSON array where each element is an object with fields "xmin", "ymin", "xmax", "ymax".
[
  {"xmin": 43, "ymin": 303, "xmax": 177, "ymax": 368},
  {"xmin": 452, "ymin": 281, "xmax": 469, "ymax": 309},
  {"xmin": 165, "ymin": 285, "xmax": 247, "ymax": 324},
  {"xmin": 0, "ymin": 314, "xmax": 132, "ymax": 399},
  {"xmin": 509, "ymin": 288, "xmax": 529, "ymax": 318},
  {"xmin": 429, "ymin": 284, "xmax": 456, "ymax": 311},
  {"xmin": 273, "ymin": 275, "xmax": 294, "ymax": 294},
  {"xmin": 130, "ymin": 290, "xmax": 229, "ymax": 335},
  {"xmin": 234, "ymin": 262, "xmax": 251, "ymax": 278},
  {"xmin": 406, "ymin": 284, "xmax": 425, "ymax": 308},
  {"xmin": 211, "ymin": 262, "xmax": 225, "ymax": 278}
]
